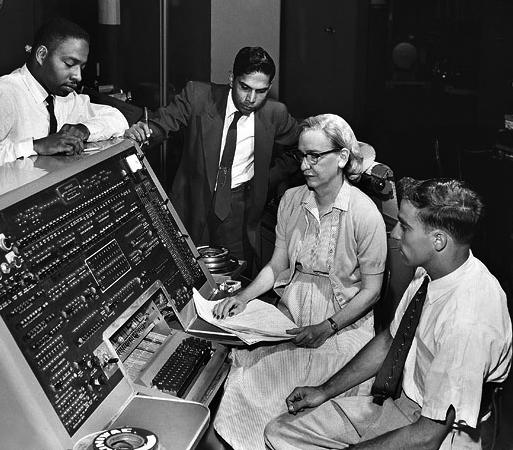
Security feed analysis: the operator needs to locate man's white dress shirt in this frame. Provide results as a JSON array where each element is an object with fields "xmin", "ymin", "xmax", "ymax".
[
  {"xmin": 219, "ymin": 91, "xmax": 254, "ymax": 188},
  {"xmin": 0, "ymin": 65, "xmax": 128, "ymax": 166},
  {"xmin": 391, "ymin": 252, "xmax": 512, "ymax": 429}
]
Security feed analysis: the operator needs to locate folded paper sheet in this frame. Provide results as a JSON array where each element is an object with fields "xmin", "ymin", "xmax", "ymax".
[{"xmin": 192, "ymin": 288, "xmax": 296, "ymax": 345}]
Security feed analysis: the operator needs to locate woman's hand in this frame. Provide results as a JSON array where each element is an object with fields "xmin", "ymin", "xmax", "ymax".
[
  {"xmin": 286, "ymin": 321, "xmax": 333, "ymax": 348},
  {"xmin": 212, "ymin": 295, "xmax": 249, "ymax": 319}
]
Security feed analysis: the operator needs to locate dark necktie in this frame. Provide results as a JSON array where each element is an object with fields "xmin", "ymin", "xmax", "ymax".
[
  {"xmin": 46, "ymin": 95, "xmax": 57, "ymax": 134},
  {"xmin": 371, "ymin": 276, "xmax": 429, "ymax": 405},
  {"xmin": 214, "ymin": 111, "xmax": 243, "ymax": 220}
]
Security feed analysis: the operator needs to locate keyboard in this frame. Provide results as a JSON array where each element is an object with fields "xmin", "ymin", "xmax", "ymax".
[{"xmin": 152, "ymin": 337, "xmax": 212, "ymax": 397}]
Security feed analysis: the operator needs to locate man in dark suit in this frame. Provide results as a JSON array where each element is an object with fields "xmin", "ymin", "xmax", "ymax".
[{"xmin": 125, "ymin": 47, "xmax": 301, "ymax": 266}]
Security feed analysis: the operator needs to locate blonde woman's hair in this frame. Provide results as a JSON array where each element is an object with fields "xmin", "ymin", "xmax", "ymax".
[{"xmin": 300, "ymin": 114, "xmax": 363, "ymax": 182}]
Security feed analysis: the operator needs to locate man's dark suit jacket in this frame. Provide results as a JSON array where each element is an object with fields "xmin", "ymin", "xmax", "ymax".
[{"xmin": 150, "ymin": 81, "xmax": 301, "ymax": 253}]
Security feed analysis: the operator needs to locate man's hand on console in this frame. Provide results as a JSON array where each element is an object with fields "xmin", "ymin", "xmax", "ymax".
[
  {"xmin": 60, "ymin": 123, "xmax": 90, "ymax": 141},
  {"xmin": 33, "ymin": 131, "xmax": 85, "ymax": 156},
  {"xmin": 124, "ymin": 121, "xmax": 152, "ymax": 143},
  {"xmin": 285, "ymin": 386, "xmax": 328, "ymax": 415},
  {"xmin": 212, "ymin": 295, "xmax": 249, "ymax": 319}
]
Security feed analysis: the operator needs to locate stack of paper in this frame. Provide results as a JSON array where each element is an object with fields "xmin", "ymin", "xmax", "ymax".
[{"xmin": 192, "ymin": 289, "xmax": 296, "ymax": 345}]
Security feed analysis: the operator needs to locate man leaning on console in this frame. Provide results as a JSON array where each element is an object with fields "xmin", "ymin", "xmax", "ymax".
[
  {"xmin": 0, "ymin": 18, "xmax": 128, "ymax": 166},
  {"xmin": 1, "ymin": 16, "xmax": 512, "ymax": 450}
]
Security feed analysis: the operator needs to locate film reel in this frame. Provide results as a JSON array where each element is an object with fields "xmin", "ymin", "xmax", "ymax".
[
  {"xmin": 197, "ymin": 246, "xmax": 239, "ymax": 275},
  {"xmin": 92, "ymin": 427, "xmax": 158, "ymax": 450}
]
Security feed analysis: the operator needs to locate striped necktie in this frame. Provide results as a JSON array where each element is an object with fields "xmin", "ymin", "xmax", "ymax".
[
  {"xmin": 214, "ymin": 111, "xmax": 243, "ymax": 220},
  {"xmin": 371, "ymin": 276, "xmax": 429, "ymax": 405}
]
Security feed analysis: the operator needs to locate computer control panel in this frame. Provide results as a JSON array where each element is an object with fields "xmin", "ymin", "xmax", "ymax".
[{"xmin": 0, "ymin": 143, "xmax": 216, "ymax": 439}]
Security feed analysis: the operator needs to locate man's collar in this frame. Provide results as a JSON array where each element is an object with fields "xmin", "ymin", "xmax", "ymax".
[
  {"xmin": 225, "ymin": 89, "xmax": 254, "ymax": 120},
  {"xmin": 21, "ymin": 64, "xmax": 49, "ymax": 105},
  {"xmin": 225, "ymin": 89, "xmax": 238, "ymax": 118},
  {"xmin": 424, "ymin": 251, "xmax": 474, "ymax": 303}
]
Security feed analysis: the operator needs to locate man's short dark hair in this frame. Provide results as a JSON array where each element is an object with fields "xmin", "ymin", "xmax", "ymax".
[
  {"xmin": 31, "ymin": 17, "xmax": 90, "ymax": 54},
  {"xmin": 232, "ymin": 47, "xmax": 276, "ymax": 81},
  {"xmin": 398, "ymin": 177, "xmax": 484, "ymax": 245}
]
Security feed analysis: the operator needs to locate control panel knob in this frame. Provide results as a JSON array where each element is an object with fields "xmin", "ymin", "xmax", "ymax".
[
  {"xmin": 0, "ymin": 262, "xmax": 10, "ymax": 274},
  {"xmin": 90, "ymin": 374, "xmax": 106, "ymax": 388},
  {"xmin": 73, "ymin": 358, "xmax": 90, "ymax": 370},
  {"xmin": 102, "ymin": 355, "xmax": 119, "ymax": 367},
  {"xmin": 51, "ymin": 381, "xmax": 63, "ymax": 392},
  {"xmin": 22, "ymin": 272, "xmax": 37, "ymax": 283},
  {"xmin": 12, "ymin": 256, "xmax": 23, "ymax": 268},
  {"xmin": 0, "ymin": 234, "xmax": 13, "ymax": 252}
]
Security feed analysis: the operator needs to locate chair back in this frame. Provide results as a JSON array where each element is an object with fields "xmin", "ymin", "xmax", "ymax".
[{"xmin": 356, "ymin": 159, "xmax": 415, "ymax": 331}]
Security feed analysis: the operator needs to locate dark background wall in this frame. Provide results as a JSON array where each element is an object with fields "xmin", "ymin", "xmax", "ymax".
[
  {"xmin": 0, "ymin": 0, "xmax": 211, "ymax": 105},
  {"xmin": 1, "ymin": 0, "xmax": 512, "ymax": 298}
]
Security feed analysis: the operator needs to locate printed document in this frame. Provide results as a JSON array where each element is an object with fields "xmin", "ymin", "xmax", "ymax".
[{"xmin": 192, "ymin": 288, "xmax": 296, "ymax": 345}]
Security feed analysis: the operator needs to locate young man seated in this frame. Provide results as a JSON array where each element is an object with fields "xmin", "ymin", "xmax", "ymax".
[{"xmin": 265, "ymin": 177, "xmax": 512, "ymax": 449}]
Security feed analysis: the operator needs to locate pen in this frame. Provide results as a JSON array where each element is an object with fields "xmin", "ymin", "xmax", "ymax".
[{"xmin": 143, "ymin": 106, "xmax": 149, "ymax": 146}]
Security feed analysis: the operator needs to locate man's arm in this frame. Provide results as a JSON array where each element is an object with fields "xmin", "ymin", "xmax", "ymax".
[
  {"xmin": 352, "ymin": 407, "xmax": 455, "ymax": 450},
  {"xmin": 0, "ymin": 91, "xmax": 84, "ymax": 162},
  {"xmin": 124, "ymin": 81, "xmax": 196, "ymax": 144},
  {"xmin": 33, "ymin": 132, "xmax": 85, "ymax": 156},
  {"xmin": 66, "ymin": 93, "xmax": 129, "ymax": 141},
  {"xmin": 268, "ymin": 105, "xmax": 302, "ymax": 196},
  {"xmin": 286, "ymin": 328, "xmax": 393, "ymax": 413},
  {"xmin": 0, "ymin": 91, "xmax": 29, "ymax": 164}
]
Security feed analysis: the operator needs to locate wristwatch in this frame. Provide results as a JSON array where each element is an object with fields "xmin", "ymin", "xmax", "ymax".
[{"xmin": 327, "ymin": 317, "xmax": 339, "ymax": 333}]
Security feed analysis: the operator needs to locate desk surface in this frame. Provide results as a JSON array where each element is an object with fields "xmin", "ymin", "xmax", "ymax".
[
  {"xmin": 112, "ymin": 395, "xmax": 210, "ymax": 450},
  {"xmin": 0, "ymin": 138, "xmax": 125, "ymax": 197},
  {"xmin": 73, "ymin": 395, "xmax": 210, "ymax": 450}
]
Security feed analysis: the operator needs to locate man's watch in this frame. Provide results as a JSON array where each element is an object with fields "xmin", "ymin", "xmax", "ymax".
[{"xmin": 327, "ymin": 317, "xmax": 339, "ymax": 334}]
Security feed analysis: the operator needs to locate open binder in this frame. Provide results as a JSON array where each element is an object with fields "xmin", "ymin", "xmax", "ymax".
[{"xmin": 167, "ymin": 287, "xmax": 244, "ymax": 346}]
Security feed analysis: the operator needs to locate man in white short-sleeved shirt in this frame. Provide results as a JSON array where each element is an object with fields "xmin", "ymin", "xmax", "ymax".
[
  {"xmin": 265, "ymin": 177, "xmax": 512, "ymax": 449},
  {"xmin": 0, "ymin": 18, "xmax": 128, "ymax": 166}
]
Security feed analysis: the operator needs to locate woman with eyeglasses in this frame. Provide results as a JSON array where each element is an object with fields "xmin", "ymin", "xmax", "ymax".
[{"xmin": 212, "ymin": 114, "xmax": 387, "ymax": 450}]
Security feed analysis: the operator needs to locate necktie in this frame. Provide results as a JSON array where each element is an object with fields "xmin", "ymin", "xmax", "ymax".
[
  {"xmin": 371, "ymin": 276, "xmax": 429, "ymax": 405},
  {"xmin": 46, "ymin": 95, "xmax": 57, "ymax": 134},
  {"xmin": 214, "ymin": 111, "xmax": 243, "ymax": 220}
]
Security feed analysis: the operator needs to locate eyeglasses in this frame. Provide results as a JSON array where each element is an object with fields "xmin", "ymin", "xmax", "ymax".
[{"xmin": 292, "ymin": 148, "xmax": 342, "ymax": 165}]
